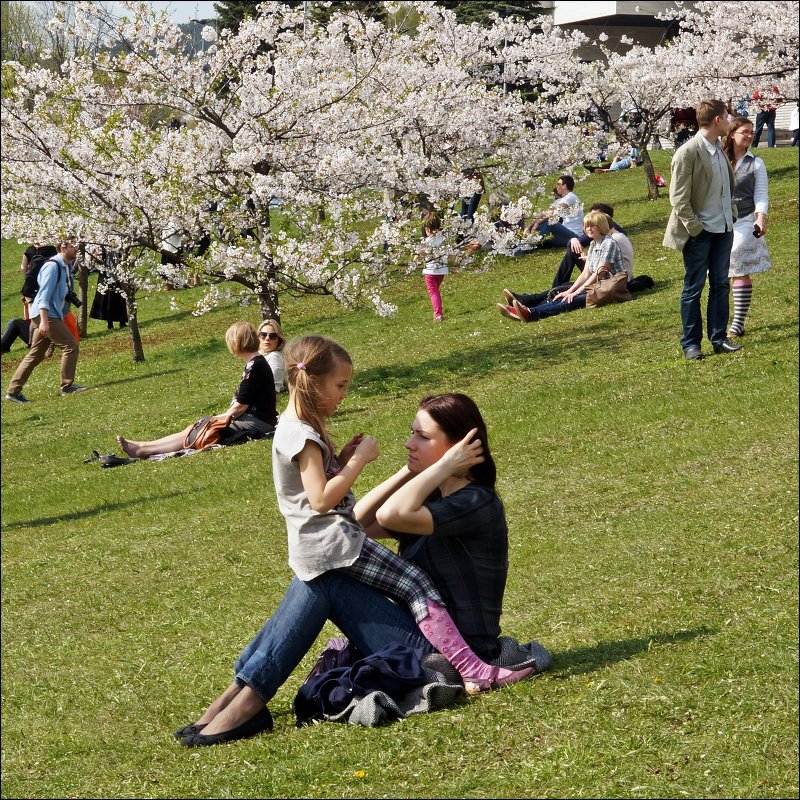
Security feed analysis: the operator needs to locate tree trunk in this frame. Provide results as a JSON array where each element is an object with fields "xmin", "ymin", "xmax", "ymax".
[
  {"xmin": 258, "ymin": 287, "xmax": 280, "ymax": 322},
  {"xmin": 256, "ymin": 206, "xmax": 281, "ymax": 322},
  {"xmin": 124, "ymin": 288, "xmax": 145, "ymax": 362},
  {"xmin": 76, "ymin": 258, "xmax": 89, "ymax": 336},
  {"xmin": 639, "ymin": 146, "xmax": 660, "ymax": 200}
]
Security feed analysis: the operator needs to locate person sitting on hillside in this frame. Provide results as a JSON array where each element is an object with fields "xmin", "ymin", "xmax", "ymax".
[
  {"xmin": 1, "ymin": 318, "xmax": 32, "ymax": 354},
  {"xmin": 550, "ymin": 203, "xmax": 631, "ymax": 288},
  {"xmin": 671, "ymin": 107, "xmax": 698, "ymax": 149},
  {"xmin": 257, "ymin": 318, "xmax": 286, "ymax": 394},
  {"xmin": 595, "ymin": 145, "xmax": 641, "ymax": 172},
  {"xmin": 498, "ymin": 205, "xmax": 631, "ymax": 315},
  {"xmin": 116, "ymin": 322, "xmax": 277, "ymax": 458},
  {"xmin": 496, "ymin": 210, "xmax": 627, "ymax": 323},
  {"xmin": 525, "ymin": 175, "xmax": 584, "ymax": 248},
  {"xmin": 487, "ymin": 190, "xmax": 516, "ymax": 231}
]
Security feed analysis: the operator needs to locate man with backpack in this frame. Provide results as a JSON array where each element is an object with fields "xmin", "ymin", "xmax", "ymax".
[
  {"xmin": 17, "ymin": 243, "xmax": 58, "ymax": 334},
  {"xmin": 6, "ymin": 240, "xmax": 89, "ymax": 403}
]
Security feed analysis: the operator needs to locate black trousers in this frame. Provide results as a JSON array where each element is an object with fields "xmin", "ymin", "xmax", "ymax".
[
  {"xmin": 551, "ymin": 248, "xmax": 586, "ymax": 287},
  {"xmin": 1, "ymin": 318, "xmax": 31, "ymax": 353}
]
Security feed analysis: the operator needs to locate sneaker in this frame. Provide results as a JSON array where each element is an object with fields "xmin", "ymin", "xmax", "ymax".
[
  {"xmin": 511, "ymin": 299, "xmax": 532, "ymax": 322},
  {"xmin": 433, "ymin": 314, "xmax": 444, "ymax": 322},
  {"xmin": 502, "ymin": 289, "xmax": 516, "ymax": 304},
  {"xmin": 496, "ymin": 303, "xmax": 520, "ymax": 321},
  {"xmin": 61, "ymin": 384, "xmax": 89, "ymax": 396},
  {"xmin": 5, "ymin": 391, "xmax": 30, "ymax": 404}
]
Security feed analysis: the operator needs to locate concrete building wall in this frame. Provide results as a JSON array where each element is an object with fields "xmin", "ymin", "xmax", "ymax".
[{"xmin": 538, "ymin": 1, "xmax": 690, "ymax": 56}]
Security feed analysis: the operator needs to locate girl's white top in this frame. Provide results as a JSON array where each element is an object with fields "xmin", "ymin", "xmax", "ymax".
[
  {"xmin": 422, "ymin": 232, "xmax": 449, "ymax": 275},
  {"xmin": 272, "ymin": 417, "xmax": 365, "ymax": 581}
]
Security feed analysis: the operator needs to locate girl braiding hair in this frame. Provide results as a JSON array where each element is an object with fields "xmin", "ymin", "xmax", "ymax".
[{"xmin": 272, "ymin": 335, "xmax": 533, "ymax": 695}]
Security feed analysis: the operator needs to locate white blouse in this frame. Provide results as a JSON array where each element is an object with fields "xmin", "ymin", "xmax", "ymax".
[{"xmin": 263, "ymin": 351, "xmax": 285, "ymax": 393}]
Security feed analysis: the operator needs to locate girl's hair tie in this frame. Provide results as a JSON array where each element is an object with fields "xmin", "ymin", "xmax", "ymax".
[{"xmin": 296, "ymin": 361, "xmax": 306, "ymax": 371}]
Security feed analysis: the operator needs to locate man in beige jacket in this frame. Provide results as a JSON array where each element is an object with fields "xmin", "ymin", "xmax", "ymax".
[{"xmin": 663, "ymin": 99, "xmax": 742, "ymax": 360}]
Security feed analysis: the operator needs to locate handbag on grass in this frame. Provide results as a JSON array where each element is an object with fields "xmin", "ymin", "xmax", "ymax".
[
  {"xmin": 585, "ymin": 268, "xmax": 632, "ymax": 308},
  {"xmin": 183, "ymin": 416, "xmax": 229, "ymax": 449}
]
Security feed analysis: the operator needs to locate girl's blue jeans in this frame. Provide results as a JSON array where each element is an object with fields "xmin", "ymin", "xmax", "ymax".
[{"xmin": 234, "ymin": 573, "xmax": 432, "ymax": 703}]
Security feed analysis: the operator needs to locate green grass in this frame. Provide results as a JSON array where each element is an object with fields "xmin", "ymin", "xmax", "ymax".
[{"xmin": 2, "ymin": 149, "xmax": 798, "ymax": 799}]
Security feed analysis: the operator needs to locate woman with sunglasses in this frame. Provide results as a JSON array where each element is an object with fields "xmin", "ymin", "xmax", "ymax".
[
  {"xmin": 257, "ymin": 318, "xmax": 286, "ymax": 393},
  {"xmin": 116, "ymin": 322, "xmax": 277, "ymax": 458}
]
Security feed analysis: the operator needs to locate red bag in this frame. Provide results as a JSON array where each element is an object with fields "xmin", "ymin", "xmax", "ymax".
[{"xmin": 183, "ymin": 416, "xmax": 229, "ymax": 449}]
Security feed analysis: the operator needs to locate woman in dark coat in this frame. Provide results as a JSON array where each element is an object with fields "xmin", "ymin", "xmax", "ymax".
[{"xmin": 89, "ymin": 248, "xmax": 127, "ymax": 329}]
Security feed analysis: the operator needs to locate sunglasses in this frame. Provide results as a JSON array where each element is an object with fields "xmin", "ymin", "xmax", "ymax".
[{"xmin": 259, "ymin": 331, "xmax": 279, "ymax": 341}]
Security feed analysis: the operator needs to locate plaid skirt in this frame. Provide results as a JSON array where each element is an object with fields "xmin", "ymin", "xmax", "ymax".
[{"xmin": 339, "ymin": 536, "xmax": 443, "ymax": 622}]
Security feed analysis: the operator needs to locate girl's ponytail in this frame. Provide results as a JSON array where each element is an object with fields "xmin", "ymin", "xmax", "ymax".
[{"xmin": 285, "ymin": 335, "xmax": 352, "ymax": 453}]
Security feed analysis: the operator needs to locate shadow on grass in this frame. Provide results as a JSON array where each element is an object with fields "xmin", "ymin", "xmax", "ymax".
[
  {"xmin": 764, "ymin": 163, "xmax": 799, "ymax": 182},
  {"xmin": 353, "ymin": 317, "xmax": 628, "ymax": 398},
  {"xmin": 136, "ymin": 308, "xmax": 198, "ymax": 327},
  {"xmin": 90, "ymin": 367, "xmax": 185, "ymax": 389},
  {"xmin": 550, "ymin": 627, "xmax": 717, "ymax": 677},
  {"xmin": 1, "ymin": 490, "xmax": 189, "ymax": 530},
  {"xmin": 755, "ymin": 320, "xmax": 800, "ymax": 343},
  {"xmin": 624, "ymin": 217, "xmax": 671, "ymax": 238}
]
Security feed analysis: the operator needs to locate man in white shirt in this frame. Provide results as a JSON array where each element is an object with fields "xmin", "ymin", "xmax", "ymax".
[
  {"xmin": 663, "ymin": 99, "xmax": 741, "ymax": 359},
  {"xmin": 527, "ymin": 175, "xmax": 584, "ymax": 248}
]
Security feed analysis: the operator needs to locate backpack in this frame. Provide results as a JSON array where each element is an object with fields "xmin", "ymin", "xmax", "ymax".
[
  {"xmin": 627, "ymin": 274, "xmax": 655, "ymax": 293},
  {"xmin": 20, "ymin": 255, "xmax": 55, "ymax": 300}
]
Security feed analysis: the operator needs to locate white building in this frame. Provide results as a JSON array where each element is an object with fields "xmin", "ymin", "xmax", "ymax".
[
  {"xmin": 540, "ymin": 1, "xmax": 797, "ymax": 145},
  {"xmin": 539, "ymin": 1, "xmax": 685, "ymax": 57}
]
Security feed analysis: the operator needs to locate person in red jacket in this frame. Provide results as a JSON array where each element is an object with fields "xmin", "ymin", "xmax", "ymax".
[{"xmin": 752, "ymin": 86, "xmax": 784, "ymax": 148}]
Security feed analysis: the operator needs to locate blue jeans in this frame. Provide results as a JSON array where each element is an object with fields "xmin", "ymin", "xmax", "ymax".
[
  {"xmin": 536, "ymin": 221, "xmax": 580, "ymax": 249},
  {"xmin": 460, "ymin": 193, "xmax": 482, "ymax": 221},
  {"xmin": 680, "ymin": 228, "xmax": 733, "ymax": 350},
  {"xmin": 523, "ymin": 292, "xmax": 587, "ymax": 321},
  {"xmin": 753, "ymin": 110, "xmax": 776, "ymax": 148},
  {"xmin": 234, "ymin": 573, "xmax": 431, "ymax": 703}
]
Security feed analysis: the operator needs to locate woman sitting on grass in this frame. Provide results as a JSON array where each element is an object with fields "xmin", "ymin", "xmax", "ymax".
[
  {"xmin": 257, "ymin": 317, "xmax": 286, "ymax": 393},
  {"xmin": 116, "ymin": 322, "xmax": 277, "ymax": 458},
  {"xmin": 175, "ymin": 392, "xmax": 551, "ymax": 746},
  {"xmin": 499, "ymin": 210, "xmax": 625, "ymax": 323}
]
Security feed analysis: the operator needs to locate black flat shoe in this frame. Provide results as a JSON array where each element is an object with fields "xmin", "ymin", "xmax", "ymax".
[
  {"xmin": 173, "ymin": 722, "xmax": 207, "ymax": 740},
  {"xmin": 179, "ymin": 707, "xmax": 273, "ymax": 747},
  {"xmin": 713, "ymin": 339, "xmax": 743, "ymax": 354}
]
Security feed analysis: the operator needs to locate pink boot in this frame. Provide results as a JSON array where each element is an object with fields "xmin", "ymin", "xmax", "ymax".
[{"xmin": 420, "ymin": 600, "xmax": 534, "ymax": 695}]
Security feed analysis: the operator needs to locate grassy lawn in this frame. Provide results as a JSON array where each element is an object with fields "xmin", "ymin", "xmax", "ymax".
[{"xmin": 1, "ymin": 149, "xmax": 798, "ymax": 799}]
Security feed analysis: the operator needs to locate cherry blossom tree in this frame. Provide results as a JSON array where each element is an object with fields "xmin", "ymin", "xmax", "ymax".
[
  {"xmin": 2, "ymin": 0, "xmax": 596, "ymax": 362},
  {"xmin": 566, "ymin": 1, "xmax": 800, "ymax": 198}
]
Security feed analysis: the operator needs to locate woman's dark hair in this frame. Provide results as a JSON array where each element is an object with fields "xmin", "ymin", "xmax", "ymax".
[{"xmin": 418, "ymin": 393, "xmax": 497, "ymax": 490}]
